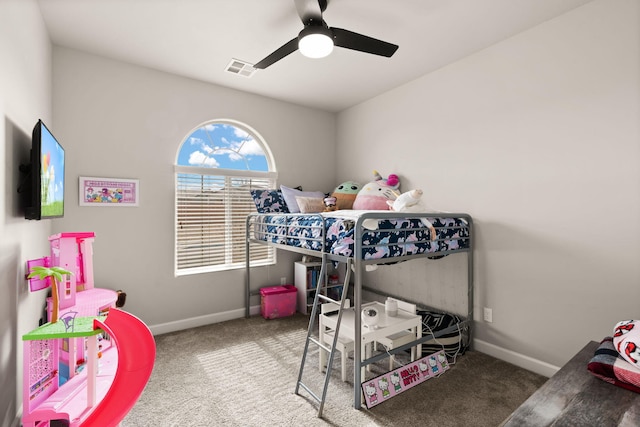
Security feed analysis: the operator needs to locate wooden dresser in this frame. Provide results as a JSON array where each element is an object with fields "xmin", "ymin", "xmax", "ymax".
[{"xmin": 501, "ymin": 341, "xmax": 640, "ymax": 426}]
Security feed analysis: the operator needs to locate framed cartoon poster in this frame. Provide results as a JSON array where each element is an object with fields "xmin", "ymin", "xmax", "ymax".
[{"xmin": 79, "ymin": 177, "xmax": 139, "ymax": 206}]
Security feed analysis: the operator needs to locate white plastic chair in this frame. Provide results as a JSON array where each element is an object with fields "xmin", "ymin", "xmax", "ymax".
[
  {"xmin": 320, "ymin": 299, "xmax": 354, "ymax": 382},
  {"xmin": 376, "ymin": 298, "xmax": 418, "ymax": 370}
]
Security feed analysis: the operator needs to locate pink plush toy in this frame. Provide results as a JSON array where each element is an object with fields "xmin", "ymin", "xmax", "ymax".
[{"xmin": 352, "ymin": 170, "xmax": 400, "ymax": 210}]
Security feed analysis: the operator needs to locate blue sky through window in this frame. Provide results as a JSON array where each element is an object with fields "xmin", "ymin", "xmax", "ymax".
[{"xmin": 177, "ymin": 123, "xmax": 268, "ymax": 171}]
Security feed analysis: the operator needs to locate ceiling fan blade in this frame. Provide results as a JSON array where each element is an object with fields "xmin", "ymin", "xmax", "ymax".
[
  {"xmin": 294, "ymin": 0, "xmax": 323, "ymax": 24},
  {"xmin": 254, "ymin": 38, "xmax": 299, "ymax": 69},
  {"xmin": 331, "ymin": 27, "xmax": 398, "ymax": 57}
]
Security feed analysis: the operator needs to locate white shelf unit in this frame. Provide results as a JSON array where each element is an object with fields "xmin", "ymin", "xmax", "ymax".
[{"xmin": 294, "ymin": 261, "xmax": 344, "ymax": 315}]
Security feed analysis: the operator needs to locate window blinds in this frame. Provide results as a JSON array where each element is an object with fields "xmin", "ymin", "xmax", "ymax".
[{"xmin": 175, "ymin": 171, "xmax": 274, "ymax": 274}]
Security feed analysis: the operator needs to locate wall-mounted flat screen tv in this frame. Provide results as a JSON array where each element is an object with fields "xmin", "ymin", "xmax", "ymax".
[{"xmin": 22, "ymin": 119, "xmax": 65, "ymax": 220}]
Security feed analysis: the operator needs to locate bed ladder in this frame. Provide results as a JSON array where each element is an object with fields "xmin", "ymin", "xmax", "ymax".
[{"xmin": 295, "ymin": 257, "xmax": 352, "ymax": 418}]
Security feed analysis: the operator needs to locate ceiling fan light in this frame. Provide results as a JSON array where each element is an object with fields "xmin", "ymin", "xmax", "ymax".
[{"xmin": 298, "ymin": 30, "xmax": 334, "ymax": 59}]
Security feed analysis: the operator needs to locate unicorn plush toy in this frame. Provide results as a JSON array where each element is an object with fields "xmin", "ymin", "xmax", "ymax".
[{"xmin": 352, "ymin": 170, "xmax": 400, "ymax": 210}]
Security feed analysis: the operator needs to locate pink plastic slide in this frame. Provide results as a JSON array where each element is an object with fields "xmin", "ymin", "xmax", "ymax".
[{"xmin": 81, "ymin": 308, "xmax": 156, "ymax": 427}]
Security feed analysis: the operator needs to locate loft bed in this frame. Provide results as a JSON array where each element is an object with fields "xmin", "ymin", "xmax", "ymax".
[{"xmin": 244, "ymin": 209, "xmax": 473, "ymax": 409}]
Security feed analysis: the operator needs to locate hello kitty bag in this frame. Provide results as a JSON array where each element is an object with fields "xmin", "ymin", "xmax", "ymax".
[{"xmin": 613, "ymin": 320, "xmax": 640, "ymax": 367}]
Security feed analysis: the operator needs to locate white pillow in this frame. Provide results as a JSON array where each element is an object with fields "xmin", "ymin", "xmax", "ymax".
[
  {"xmin": 296, "ymin": 196, "xmax": 326, "ymax": 213},
  {"xmin": 280, "ymin": 185, "xmax": 325, "ymax": 213}
]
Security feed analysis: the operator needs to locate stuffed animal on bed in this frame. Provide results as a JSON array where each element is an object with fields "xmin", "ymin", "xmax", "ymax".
[
  {"xmin": 352, "ymin": 170, "xmax": 400, "ymax": 210},
  {"xmin": 387, "ymin": 189, "xmax": 424, "ymax": 212},
  {"xmin": 323, "ymin": 195, "xmax": 337, "ymax": 211},
  {"xmin": 331, "ymin": 181, "xmax": 361, "ymax": 210},
  {"xmin": 387, "ymin": 189, "xmax": 437, "ymax": 239}
]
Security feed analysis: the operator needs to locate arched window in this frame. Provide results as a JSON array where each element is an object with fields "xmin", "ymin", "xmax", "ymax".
[{"xmin": 174, "ymin": 120, "xmax": 277, "ymax": 275}]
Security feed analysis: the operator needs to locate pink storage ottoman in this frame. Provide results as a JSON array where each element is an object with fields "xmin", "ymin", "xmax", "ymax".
[{"xmin": 260, "ymin": 285, "xmax": 297, "ymax": 319}]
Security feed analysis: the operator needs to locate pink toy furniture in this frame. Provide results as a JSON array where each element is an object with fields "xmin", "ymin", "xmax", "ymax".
[
  {"xmin": 27, "ymin": 232, "xmax": 116, "ymax": 321},
  {"xmin": 21, "ymin": 309, "xmax": 155, "ymax": 427},
  {"xmin": 82, "ymin": 309, "xmax": 156, "ymax": 427},
  {"xmin": 26, "ymin": 232, "xmax": 117, "ymax": 386},
  {"xmin": 21, "ymin": 317, "xmax": 115, "ymax": 427},
  {"xmin": 22, "ymin": 233, "xmax": 155, "ymax": 427}
]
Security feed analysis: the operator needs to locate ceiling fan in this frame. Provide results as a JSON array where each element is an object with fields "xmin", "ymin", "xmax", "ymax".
[{"xmin": 253, "ymin": 0, "xmax": 399, "ymax": 69}]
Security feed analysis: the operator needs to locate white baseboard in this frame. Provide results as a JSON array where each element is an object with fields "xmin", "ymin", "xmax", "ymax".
[
  {"xmin": 148, "ymin": 311, "xmax": 559, "ymax": 378},
  {"xmin": 149, "ymin": 304, "xmax": 262, "ymax": 336},
  {"xmin": 474, "ymin": 338, "xmax": 559, "ymax": 378}
]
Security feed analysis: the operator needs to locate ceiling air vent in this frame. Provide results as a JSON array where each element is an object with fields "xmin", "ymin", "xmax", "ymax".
[{"xmin": 225, "ymin": 59, "xmax": 256, "ymax": 78}]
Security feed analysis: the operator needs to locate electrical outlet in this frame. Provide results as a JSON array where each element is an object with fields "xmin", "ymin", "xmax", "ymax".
[
  {"xmin": 280, "ymin": 277, "xmax": 286, "ymax": 285},
  {"xmin": 483, "ymin": 307, "xmax": 493, "ymax": 323}
]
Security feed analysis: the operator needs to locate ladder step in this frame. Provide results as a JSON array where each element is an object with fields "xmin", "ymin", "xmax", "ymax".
[
  {"xmin": 297, "ymin": 381, "xmax": 321, "ymax": 403},
  {"xmin": 318, "ymin": 294, "xmax": 340, "ymax": 305},
  {"xmin": 294, "ymin": 257, "xmax": 354, "ymax": 418},
  {"xmin": 308, "ymin": 336, "xmax": 332, "ymax": 353}
]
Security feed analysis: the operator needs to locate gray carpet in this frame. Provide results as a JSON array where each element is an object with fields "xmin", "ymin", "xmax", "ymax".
[{"xmin": 122, "ymin": 314, "xmax": 547, "ymax": 427}]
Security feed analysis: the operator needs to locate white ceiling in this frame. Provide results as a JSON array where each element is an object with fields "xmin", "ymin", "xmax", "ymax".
[{"xmin": 37, "ymin": 0, "xmax": 593, "ymax": 113}]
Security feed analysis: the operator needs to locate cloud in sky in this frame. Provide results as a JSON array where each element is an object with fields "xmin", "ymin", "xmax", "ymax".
[
  {"xmin": 180, "ymin": 123, "xmax": 267, "ymax": 169},
  {"xmin": 188, "ymin": 150, "xmax": 220, "ymax": 167}
]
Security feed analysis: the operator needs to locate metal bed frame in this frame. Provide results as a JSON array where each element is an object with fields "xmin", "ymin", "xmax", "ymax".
[{"xmin": 245, "ymin": 211, "xmax": 474, "ymax": 410}]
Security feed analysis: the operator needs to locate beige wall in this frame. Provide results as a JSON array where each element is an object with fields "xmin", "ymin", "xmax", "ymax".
[
  {"xmin": 336, "ymin": 0, "xmax": 640, "ymax": 373},
  {"xmin": 51, "ymin": 47, "xmax": 337, "ymax": 328},
  {"xmin": 0, "ymin": 0, "xmax": 55, "ymax": 424}
]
